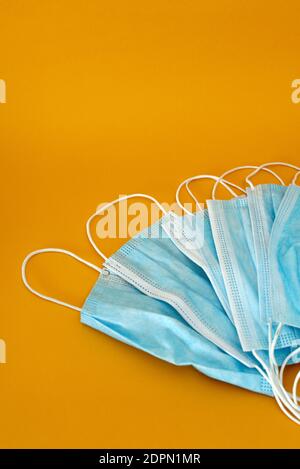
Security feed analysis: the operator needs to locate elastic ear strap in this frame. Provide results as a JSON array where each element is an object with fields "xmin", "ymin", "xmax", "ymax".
[
  {"xmin": 252, "ymin": 350, "xmax": 300, "ymax": 424},
  {"xmin": 279, "ymin": 345, "xmax": 300, "ymax": 407},
  {"xmin": 176, "ymin": 175, "xmax": 245, "ymax": 215},
  {"xmin": 185, "ymin": 182, "xmax": 205, "ymax": 213},
  {"xmin": 293, "ymin": 371, "xmax": 300, "ymax": 406},
  {"xmin": 212, "ymin": 165, "xmax": 285, "ymax": 199},
  {"xmin": 186, "ymin": 176, "xmax": 245, "ymax": 205},
  {"xmin": 22, "ymin": 248, "xmax": 102, "ymax": 312},
  {"xmin": 279, "ymin": 348, "xmax": 300, "ymax": 384},
  {"xmin": 86, "ymin": 193, "xmax": 168, "ymax": 260},
  {"xmin": 268, "ymin": 322, "xmax": 281, "ymax": 377},
  {"xmin": 277, "ymin": 345, "xmax": 300, "ymax": 407},
  {"xmin": 292, "ymin": 170, "xmax": 300, "ymax": 185},
  {"xmin": 268, "ymin": 323, "xmax": 300, "ymax": 411},
  {"xmin": 245, "ymin": 162, "xmax": 300, "ymax": 189}
]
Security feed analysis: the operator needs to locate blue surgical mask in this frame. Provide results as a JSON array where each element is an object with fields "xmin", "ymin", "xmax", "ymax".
[
  {"xmin": 163, "ymin": 197, "xmax": 300, "ymax": 368},
  {"xmin": 21, "ymin": 248, "xmax": 273, "ymax": 396},
  {"xmin": 172, "ymin": 172, "xmax": 300, "ymax": 353},
  {"xmin": 221, "ymin": 163, "xmax": 300, "ymax": 422},
  {"xmin": 87, "ymin": 200, "xmax": 254, "ymax": 368},
  {"xmin": 207, "ymin": 194, "xmax": 300, "ymax": 352},
  {"xmin": 268, "ymin": 182, "xmax": 300, "ymax": 328},
  {"xmin": 161, "ymin": 210, "xmax": 232, "ymax": 322},
  {"xmin": 87, "ymin": 194, "xmax": 299, "ymax": 369},
  {"xmin": 82, "ymin": 270, "xmax": 273, "ymax": 395},
  {"xmin": 246, "ymin": 183, "xmax": 287, "ymax": 323},
  {"xmin": 244, "ymin": 163, "xmax": 300, "ymax": 331},
  {"xmin": 22, "ymin": 188, "xmax": 300, "ymax": 423},
  {"xmin": 161, "ymin": 174, "xmax": 248, "ymax": 324},
  {"xmin": 213, "ymin": 162, "xmax": 300, "ymax": 424},
  {"xmin": 104, "ymin": 219, "xmax": 253, "ymax": 366}
]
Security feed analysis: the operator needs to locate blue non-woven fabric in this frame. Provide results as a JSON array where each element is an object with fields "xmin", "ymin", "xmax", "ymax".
[
  {"xmin": 103, "ymin": 219, "xmax": 254, "ymax": 368},
  {"xmin": 246, "ymin": 184, "xmax": 287, "ymax": 323},
  {"xmin": 81, "ymin": 271, "xmax": 272, "ymax": 396},
  {"xmin": 269, "ymin": 184, "xmax": 300, "ymax": 327},
  {"xmin": 207, "ymin": 195, "xmax": 300, "ymax": 352}
]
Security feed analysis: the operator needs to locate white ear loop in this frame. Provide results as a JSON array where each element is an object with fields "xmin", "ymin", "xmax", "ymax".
[
  {"xmin": 292, "ymin": 170, "xmax": 300, "ymax": 185},
  {"xmin": 252, "ymin": 349, "xmax": 300, "ymax": 425},
  {"xmin": 212, "ymin": 165, "xmax": 285, "ymax": 199},
  {"xmin": 86, "ymin": 193, "xmax": 168, "ymax": 260},
  {"xmin": 186, "ymin": 176, "xmax": 246, "ymax": 205},
  {"xmin": 269, "ymin": 323, "xmax": 300, "ymax": 407},
  {"xmin": 279, "ymin": 346, "xmax": 300, "ymax": 406},
  {"xmin": 21, "ymin": 248, "xmax": 102, "ymax": 312},
  {"xmin": 176, "ymin": 175, "xmax": 245, "ymax": 216},
  {"xmin": 245, "ymin": 162, "xmax": 300, "ymax": 190},
  {"xmin": 280, "ymin": 347, "xmax": 300, "ymax": 404},
  {"xmin": 255, "ymin": 321, "xmax": 300, "ymax": 424}
]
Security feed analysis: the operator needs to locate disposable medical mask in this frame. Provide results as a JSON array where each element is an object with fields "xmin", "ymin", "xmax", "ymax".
[
  {"xmin": 213, "ymin": 165, "xmax": 300, "ymax": 334},
  {"xmin": 245, "ymin": 162, "xmax": 299, "ymax": 325},
  {"xmin": 86, "ymin": 194, "xmax": 254, "ymax": 368},
  {"xmin": 212, "ymin": 165, "xmax": 300, "ymax": 332},
  {"xmin": 174, "ymin": 170, "xmax": 300, "ymax": 360},
  {"xmin": 211, "ymin": 164, "xmax": 286, "ymax": 320},
  {"xmin": 246, "ymin": 163, "xmax": 300, "ymax": 394},
  {"xmin": 215, "ymin": 163, "xmax": 300, "ymax": 422},
  {"xmin": 175, "ymin": 167, "xmax": 297, "ymax": 353},
  {"xmin": 21, "ymin": 247, "xmax": 273, "ymax": 397},
  {"xmin": 183, "ymin": 167, "xmax": 283, "ymax": 323},
  {"xmin": 164, "ymin": 175, "xmax": 246, "ymax": 323},
  {"xmin": 245, "ymin": 163, "xmax": 300, "ymax": 331},
  {"xmin": 207, "ymin": 194, "xmax": 295, "ymax": 351},
  {"xmin": 87, "ymin": 194, "xmax": 298, "ymax": 370},
  {"xmin": 269, "ymin": 182, "xmax": 300, "ymax": 327},
  {"xmin": 246, "ymin": 184, "xmax": 287, "ymax": 323},
  {"xmin": 181, "ymin": 164, "xmax": 300, "ymax": 423},
  {"xmin": 172, "ymin": 170, "xmax": 283, "ymax": 327},
  {"xmin": 82, "ymin": 270, "xmax": 274, "ymax": 395},
  {"xmin": 262, "ymin": 176, "xmax": 300, "ymax": 329},
  {"xmin": 21, "ymin": 178, "xmax": 300, "ymax": 424}
]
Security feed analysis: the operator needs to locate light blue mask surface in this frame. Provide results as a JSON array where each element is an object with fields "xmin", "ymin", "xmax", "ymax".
[
  {"xmin": 162, "ymin": 210, "xmax": 233, "ymax": 322},
  {"xmin": 246, "ymin": 184, "xmax": 287, "ymax": 324},
  {"xmin": 81, "ymin": 270, "xmax": 273, "ymax": 396},
  {"xmin": 268, "ymin": 184, "xmax": 300, "ymax": 327},
  {"xmin": 104, "ymin": 218, "xmax": 254, "ymax": 368},
  {"xmin": 207, "ymin": 196, "xmax": 300, "ymax": 352},
  {"xmin": 102, "ymin": 217, "xmax": 296, "ymax": 368}
]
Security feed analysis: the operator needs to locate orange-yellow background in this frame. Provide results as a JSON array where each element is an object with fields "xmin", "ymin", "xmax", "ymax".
[{"xmin": 1, "ymin": 0, "xmax": 300, "ymax": 448}]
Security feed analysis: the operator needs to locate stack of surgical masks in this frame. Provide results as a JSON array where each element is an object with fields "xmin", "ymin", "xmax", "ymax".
[{"xmin": 22, "ymin": 162, "xmax": 300, "ymax": 424}]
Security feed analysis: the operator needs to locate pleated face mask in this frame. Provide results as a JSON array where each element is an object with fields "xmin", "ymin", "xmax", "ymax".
[
  {"xmin": 269, "ymin": 181, "xmax": 300, "ymax": 327},
  {"xmin": 86, "ymin": 194, "xmax": 255, "ymax": 368},
  {"xmin": 22, "ymin": 183, "xmax": 300, "ymax": 424},
  {"xmin": 246, "ymin": 183, "xmax": 287, "ymax": 324},
  {"xmin": 87, "ymin": 193, "xmax": 299, "ymax": 369},
  {"xmin": 209, "ymin": 164, "xmax": 300, "ymax": 425},
  {"xmin": 246, "ymin": 163, "xmax": 300, "ymax": 329},
  {"xmin": 161, "ymin": 175, "xmax": 246, "ymax": 324},
  {"xmin": 206, "ymin": 168, "xmax": 300, "ymax": 353},
  {"xmin": 83, "ymin": 270, "xmax": 274, "ymax": 395},
  {"xmin": 21, "ymin": 248, "xmax": 272, "ymax": 396},
  {"xmin": 172, "ymin": 166, "xmax": 285, "ymax": 327}
]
